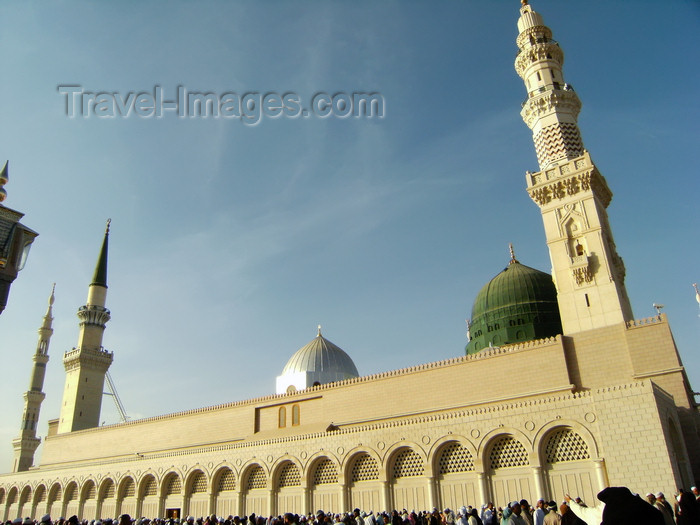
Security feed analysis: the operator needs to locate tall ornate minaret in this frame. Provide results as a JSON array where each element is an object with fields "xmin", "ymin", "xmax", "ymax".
[
  {"xmin": 57, "ymin": 220, "xmax": 114, "ymax": 433},
  {"xmin": 515, "ymin": 1, "xmax": 633, "ymax": 334},
  {"xmin": 11, "ymin": 285, "xmax": 55, "ymax": 472}
]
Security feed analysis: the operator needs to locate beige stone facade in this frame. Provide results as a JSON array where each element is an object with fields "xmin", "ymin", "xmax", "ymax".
[
  {"xmin": 2, "ymin": 2, "xmax": 699, "ymax": 520},
  {"xmin": 1, "ymin": 316, "xmax": 698, "ymax": 519}
]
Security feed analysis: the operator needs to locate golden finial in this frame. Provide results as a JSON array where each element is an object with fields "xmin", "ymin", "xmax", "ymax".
[
  {"xmin": 49, "ymin": 283, "xmax": 56, "ymax": 306},
  {"xmin": 509, "ymin": 243, "xmax": 519, "ymax": 265},
  {"xmin": 105, "ymin": 218, "xmax": 111, "ymax": 234},
  {"xmin": 317, "ymin": 325, "xmax": 322, "ymax": 337},
  {"xmin": 521, "ymin": 0, "xmax": 529, "ymax": 5}
]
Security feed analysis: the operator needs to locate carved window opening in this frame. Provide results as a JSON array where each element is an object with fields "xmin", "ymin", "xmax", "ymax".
[
  {"xmin": 489, "ymin": 436, "xmax": 529, "ymax": 469},
  {"xmin": 279, "ymin": 407, "xmax": 286, "ymax": 428},
  {"xmin": 351, "ymin": 454, "xmax": 379, "ymax": 482},
  {"xmin": 392, "ymin": 448, "xmax": 424, "ymax": 479},
  {"xmin": 35, "ymin": 486, "xmax": 47, "ymax": 504},
  {"xmin": 142, "ymin": 477, "xmax": 157, "ymax": 497},
  {"xmin": 165, "ymin": 475, "xmax": 181, "ymax": 495},
  {"xmin": 292, "ymin": 404, "xmax": 300, "ymax": 426},
  {"xmin": 313, "ymin": 459, "xmax": 339, "ymax": 485},
  {"xmin": 217, "ymin": 469, "xmax": 236, "ymax": 493},
  {"xmin": 121, "ymin": 478, "xmax": 136, "ymax": 498},
  {"xmin": 545, "ymin": 428, "xmax": 590, "ymax": 463},
  {"xmin": 278, "ymin": 462, "xmax": 301, "ymax": 488},
  {"xmin": 190, "ymin": 472, "xmax": 207, "ymax": 494},
  {"xmin": 83, "ymin": 482, "xmax": 96, "ymax": 500},
  {"xmin": 247, "ymin": 466, "xmax": 266, "ymax": 490},
  {"xmin": 64, "ymin": 483, "xmax": 77, "ymax": 502},
  {"xmin": 438, "ymin": 442, "xmax": 475, "ymax": 475},
  {"xmin": 101, "ymin": 481, "xmax": 115, "ymax": 499}
]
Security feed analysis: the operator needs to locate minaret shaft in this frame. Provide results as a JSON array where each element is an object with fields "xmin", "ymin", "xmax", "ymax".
[
  {"xmin": 12, "ymin": 285, "xmax": 54, "ymax": 472},
  {"xmin": 515, "ymin": 4, "xmax": 633, "ymax": 334},
  {"xmin": 57, "ymin": 223, "xmax": 114, "ymax": 434}
]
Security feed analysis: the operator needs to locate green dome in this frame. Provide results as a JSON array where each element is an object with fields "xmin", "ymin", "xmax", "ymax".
[{"xmin": 465, "ymin": 258, "xmax": 562, "ymax": 354}]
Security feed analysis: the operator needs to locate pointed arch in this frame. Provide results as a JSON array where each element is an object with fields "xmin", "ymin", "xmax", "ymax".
[
  {"xmin": 431, "ymin": 438, "xmax": 478, "ymax": 512},
  {"xmin": 212, "ymin": 464, "xmax": 237, "ymax": 518},
  {"xmin": 482, "ymin": 431, "xmax": 533, "ymax": 506},
  {"xmin": 5, "ymin": 486, "xmax": 19, "ymax": 521},
  {"xmin": 273, "ymin": 459, "xmax": 303, "ymax": 515},
  {"xmin": 535, "ymin": 423, "xmax": 601, "ymax": 503},
  {"xmin": 18, "ymin": 485, "xmax": 32, "ymax": 518},
  {"xmin": 386, "ymin": 444, "xmax": 428, "ymax": 513},
  {"xmin": 241, "ymin": 462, "xmax": 267, "ymax": 517},
  {"xmin": 47, "ymin": 482, "xmax": 63, "ymax": 518},
  {"xmin": 33, "ymin": 484, "xmax": 47, "ymax": 517},
  {"xmin": 162, "ymin": 471, "xmax": 182, "ymax": 518},
  {"xmin": 80, "ymin": 480, "xmax": 98, "ymax": 520},
  {"xmin": 308, "ymin": 455, "xmax": 341, "ymax": 514},
  {"xmin": 98, "ymin": 478, "xmax": 117, "ymax": 520},
  {"xmin": 185, "ymin": 469, "xmax": 209, "ymax": 518},
  {"xmin": 63, "ymin": 481, "xmax": 79, "ymax": 517},
  {"xmin": 139, "ymin": 474, "xmax": 159, "ymax": 518}
]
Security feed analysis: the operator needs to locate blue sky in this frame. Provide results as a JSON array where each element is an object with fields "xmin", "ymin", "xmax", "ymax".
[{"xmin": 0, "ymin": 0, "xmax": 698, "ymax": 470}]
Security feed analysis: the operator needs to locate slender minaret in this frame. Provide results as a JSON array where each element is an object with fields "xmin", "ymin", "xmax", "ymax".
[
  {"xmin": 57, "ymin": 220, "xmax": 114, "ymax": 433},
  {"xmin": 515, "ymin": 1, "xmax": 633, "ymax": 334},
  {"xmin": 11, "ymin": 285, "xmax": 55, "ymax": 472}
]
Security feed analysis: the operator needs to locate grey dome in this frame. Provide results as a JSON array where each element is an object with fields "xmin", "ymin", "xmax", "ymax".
[{"xmin": 281, "ymin": 327, "xmax": 359, "ymax": 377}]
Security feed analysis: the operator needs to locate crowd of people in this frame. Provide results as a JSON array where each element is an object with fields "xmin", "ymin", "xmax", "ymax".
[{"xmin": 6, "ymin": 486, "xmax": 700, "ymax": 525}]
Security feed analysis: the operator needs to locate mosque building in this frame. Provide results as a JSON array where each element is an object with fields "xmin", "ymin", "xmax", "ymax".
[{"xmin": 1, "ymin": 2, "xmax": 698, "ymax": 520}]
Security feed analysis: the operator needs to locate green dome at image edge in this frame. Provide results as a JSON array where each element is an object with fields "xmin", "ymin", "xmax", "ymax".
[{"xmin": 466, "ymin": 257, "xmax": 562, "ymax": 354}]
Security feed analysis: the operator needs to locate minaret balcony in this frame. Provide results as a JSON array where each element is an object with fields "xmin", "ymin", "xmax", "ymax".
[
  {"xmin": 526, "ymin": 152, "xmax": 612, "ymax": 209},
  {"xmin": 77, "ymin": 304, "xmax": 111, "ymax": 327},
  {"xmin": 521, "ymin": 83, "xmax": 575, "ymax": 108},
  {"xmin": 515, "ymin": 40, "xmax": 563, "ymax": 77},
  {"xmin": 63, "ymin": 345, "xmax": 114, "ymax": 371}
]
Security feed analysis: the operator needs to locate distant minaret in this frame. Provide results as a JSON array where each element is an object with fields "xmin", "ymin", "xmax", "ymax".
[
  {"xmin": 515, "ymin": 1, "xmax": 633, "ymax": 334},
  {"xmin": 57, "ymin": 221, "xmax": 114, "ymax": 433},
  {"xmin": 11, "ymin": 285, "xmax": 55, "ymax": 472}
]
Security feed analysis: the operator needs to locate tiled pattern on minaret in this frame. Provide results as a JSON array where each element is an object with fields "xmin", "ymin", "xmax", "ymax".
[{"xmin": 534, "ymin": 122, "xmax": 584, "ymax": 168}]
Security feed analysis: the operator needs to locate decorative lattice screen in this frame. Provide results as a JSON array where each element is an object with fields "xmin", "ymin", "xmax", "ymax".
[
  {"xmin": 217, "ymin": 469, "xmax": 236, "ymax": 492},
  {"xmin": 83, "ymin": 482, "xmax": 96, "ymax": 500},
  {"xmin": 142, "ymin": 477, "xmax": 157, "ymax": 497},
  {"xmin": 438, "ymin": 442, "xmax": 475, "ymax": 474},
  {"xmin": 247, "ymin": 466, "xmax": 267, "ymax": 490},
  {"xmin": 313, "ymin": 459, "xmax": 339, "ymax": 485},
  {"xmin": 489, "ymin": 436, "xmax": 529, "ymax": 469},
  {"xmin": 545, "ymin": 429, "xmax": 590, "ymax": 463},
  {"xmin": 165, "ymin": 475, "xmax": 181, "ymax": 495},
  {"xmin": 191, "ymin": 472, "xmax": 207, "ymax": 494},
  {"xmin": 278, "ymin": 462, "xmax": 301, "ymax": 488},
  {"xmin": 392, "ymin": 448, "xmax": 424, "ymax": 479},
  {"xmin": 351, "ymin": 454, "xmax": 379, "ymax": 482}
]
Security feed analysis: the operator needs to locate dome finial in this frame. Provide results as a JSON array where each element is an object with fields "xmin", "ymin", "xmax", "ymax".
[
  {"xmin": 521, "ymin": 0, "xmax": 528, "ymax": 5},
  {"xmin": 509, "ymin": 243, "xmax": 519, "ymax": 265},
  {"xmin": 317, "ymin": 324, "xmax": 322, "ymax": 337},
  {"xmin": 49, "ymin": 283, "xmax": 56, "ymax": 306}
]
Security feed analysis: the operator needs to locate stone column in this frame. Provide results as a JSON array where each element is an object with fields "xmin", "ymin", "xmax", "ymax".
[
  {"xmin": 426, "ymin": 476, "xmax": 438, "ymax": 510},
  {"xmin": 476, "ymin": 473, "xmax": 488, "ymax": 506},
  {"xmin": 593, "ymin": 459, "xmax": 608, "ymax": 491},
  {"xmin": 339, "ymin": 483, "xmax": 348, "ymax": 512},
  {"xmin": 531, "ymin": 466, "xmax": 545, "ymax": 500},
  {"xmin": 380, "ymin": 481, "xmax": 391, "ymax": 513}
]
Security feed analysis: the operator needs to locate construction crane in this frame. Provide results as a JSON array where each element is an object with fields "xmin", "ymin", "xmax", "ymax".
[{"xmin": 104, "ymin": 371, "xmax": 130, "ymax": 423}]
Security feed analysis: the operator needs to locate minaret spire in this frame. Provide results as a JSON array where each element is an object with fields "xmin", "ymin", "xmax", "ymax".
[
  {"xmin": 91, "ymin": 218, "xmax": 110, "ymax": 287},
  {"xmin": 57, "ymin": 222, "xmax": 114, "ymax": 433},
  {"xmin": 514, "ymin": 3, "xmax": 633, "ymax": 334},
  {"xmin": 11, "ymin": 284, "xmax": 56, "ymax": 472}
]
